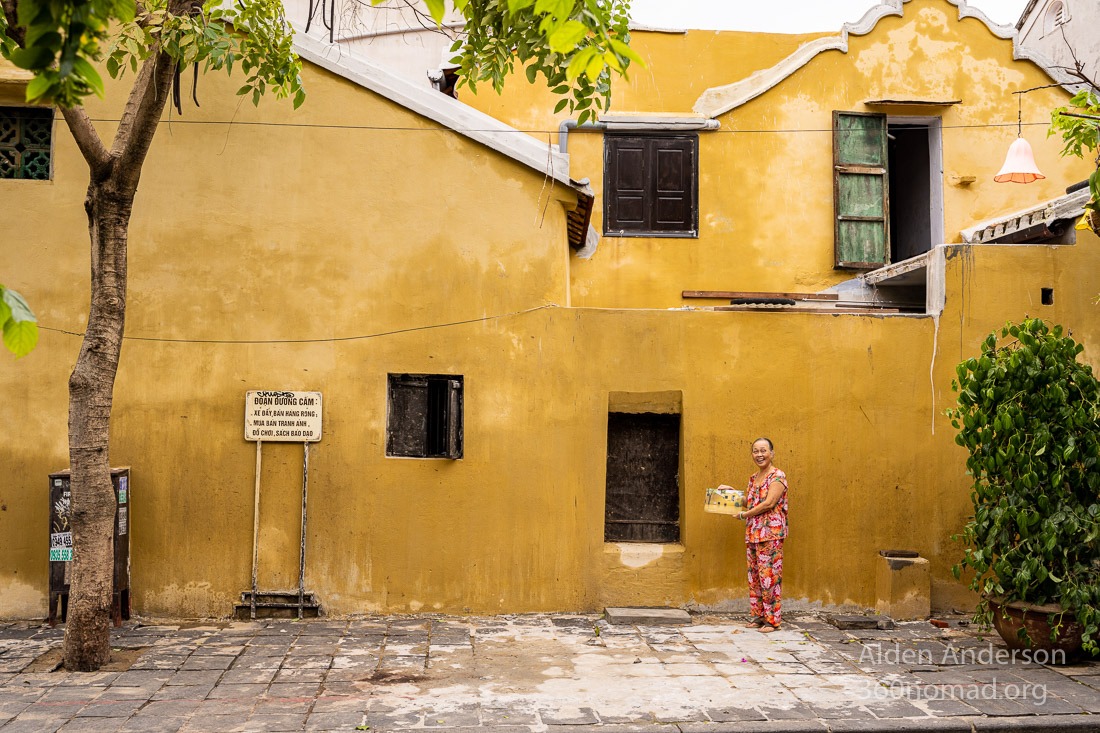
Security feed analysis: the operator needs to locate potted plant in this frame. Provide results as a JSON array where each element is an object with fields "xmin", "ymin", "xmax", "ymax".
[{"xmin": 948, "ymin": 317, "xmax": 1100, "ymax": 658}]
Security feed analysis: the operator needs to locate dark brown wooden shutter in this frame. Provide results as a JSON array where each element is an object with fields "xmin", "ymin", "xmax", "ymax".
[
  {"xmin": 605, "ymin": 135, "xmax": 697, "ymax": 236},
  {"xmin": 834, "ymin": 111, "xmax": 889, "ymax": 269}
]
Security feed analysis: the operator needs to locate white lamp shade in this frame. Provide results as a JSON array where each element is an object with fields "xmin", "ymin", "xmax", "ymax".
[{"xmin": 994, "ymin": 137, "xmax": 1046, "ymax": 183}]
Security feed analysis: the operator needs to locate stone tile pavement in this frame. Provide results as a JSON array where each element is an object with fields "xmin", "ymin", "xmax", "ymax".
[{"xmin": 0, "ymin": 613, "xmax": 1098, "ymax": 732}]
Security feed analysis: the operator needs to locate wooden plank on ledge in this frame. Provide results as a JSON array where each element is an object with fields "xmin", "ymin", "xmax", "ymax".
[
  {"xmin": 682, "ymin": 290, "xmax": 839, "ymax": 301},
  {"xmin": 713, "ymin": 305, "xmax": 902, "ymax": 314}
]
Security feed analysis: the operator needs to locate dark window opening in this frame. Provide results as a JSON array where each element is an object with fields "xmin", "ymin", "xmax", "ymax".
[
  {"xmin": 604, "ymin": 412, "xmax": 681, "ymax": 543},
  {"xmin": 604, "ymin": 134, "xmax": 698, "ymax": 237},
  {"xmin": 0, "ymin": 106, "xmax": 53, "ymax": 180},
  {"xmin": 888, "ymin": 125, "xmax": 933, "ymax": 263},
  {"xmin": 1042, "ymin": 287, "xmax": 1054, "ymax": 305},
  {"xmin": 387, "ymin": 374, "xmax": 463, "ymax": 459}
]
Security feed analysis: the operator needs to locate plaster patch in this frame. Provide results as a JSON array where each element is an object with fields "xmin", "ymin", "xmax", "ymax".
[
  {"xmin": 408, "ymin": 600, "xmax": 424, "ymax": 612},
  {"xmin": 0, "ymin": 577, "xmax": 46, "ymax": 619},
  {"xmin": 612, "ymin": 543, "xmax": 664, "ymax": 568},
  {"xmin": 144, "ymin": 582, "xmax": 226, "ymax": 617}
]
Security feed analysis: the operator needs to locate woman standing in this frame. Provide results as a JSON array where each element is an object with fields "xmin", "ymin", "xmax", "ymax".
[{"xmin": 720, "ymin": 437, "xmax": 789, "ymax": 632}]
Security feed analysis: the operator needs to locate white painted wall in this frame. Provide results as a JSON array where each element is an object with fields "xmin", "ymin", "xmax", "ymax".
[
  {"xmin": 1017, "ymin": 0, "xmax": 1100, "ymax": 84},
  {"xmin": 284, "ymin": 0, "xmax": 461, "ymax": 89}
]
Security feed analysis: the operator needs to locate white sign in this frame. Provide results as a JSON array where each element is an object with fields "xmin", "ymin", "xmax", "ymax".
[{"xmin": 245, "ymin": 391, "xmax": 323, "ymax": 442}]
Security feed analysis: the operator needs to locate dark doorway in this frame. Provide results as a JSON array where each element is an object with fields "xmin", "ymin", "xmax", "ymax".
[
  {"xmin": 888, "ymin": 124, "xmax": 935, "ymax": 263},
  {"xmin": 604, "ymin": 412, "xmax": 681, "ymax": 543}
]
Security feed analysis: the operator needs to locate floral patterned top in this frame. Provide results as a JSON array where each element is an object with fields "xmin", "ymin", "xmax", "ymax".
[{"xmin": 745, "ymin": 468, "xmax": 788, "ymax": 543}]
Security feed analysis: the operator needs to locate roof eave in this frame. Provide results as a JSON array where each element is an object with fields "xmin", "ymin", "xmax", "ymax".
[{"xmin": 291, "ymin": 24, "xmax": 579, "ymax": 192}]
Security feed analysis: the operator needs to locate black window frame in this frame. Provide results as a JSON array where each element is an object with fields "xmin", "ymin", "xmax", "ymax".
[
  {"xmin": 386, "ymin": 374, "xmax": 463, "ymax": 459},
  {"xmin": 603, "ymin": 133, "xmax": 699, "ymax": 238},
  {"xmin": 0, "ymin": 106, "xmax": 53, "ymax": 181}
]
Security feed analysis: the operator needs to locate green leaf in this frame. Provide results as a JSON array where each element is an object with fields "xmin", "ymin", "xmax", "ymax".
[
  {"xmin": 548, "ymin": 20, "xmax": 587, "ymax": 54},
  {"xmin": 553, "ymin": 97, "xmax": 569, "ymax": 114},
  {"xmin": 608, "ymin": 37, "xmax": 644, "ymax": 67},
  {"xmin": 113, "ymin": 0, "xmax": 138, "ymax": 23},
  {"xmin": 565, "ymin": 46, "xmax": 597, "ymax": 82},
  {"xmin": 2, "ymin": 319, "xmax": 38, "ymax": 357},
  {"xmin": 584, "ymin": 52, "xmax": 604, "ymax": 81},
  {"xmin": 24, "ymin": 74, "xmax": 55, "ymax": 103},
  {"xmin": 9, "ymin": 45, "xmax": 54, "ymax": 71},
  {"xmin": 2, "ymin": 286, "xmax": 36, "ymax": 324},
  {"xmin": 423, "ymin": 0, "xmax": 445, "ymax": 24},
  {"xmin": 507, "ymin": 0, "xmax": 536, "ymax": 12},
  {"xmin": 72, "ymin": 57, "xmax": 105, "ymax": 98}
]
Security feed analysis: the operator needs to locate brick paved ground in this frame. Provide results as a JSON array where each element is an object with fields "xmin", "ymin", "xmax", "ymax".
[{"xmin": 0, "ymin": 613, "xmax": 1098, "ymax": 732}]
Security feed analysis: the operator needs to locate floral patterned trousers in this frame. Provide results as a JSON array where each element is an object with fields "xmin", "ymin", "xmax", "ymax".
[{"xmin": 746, "ymin": 539, "xmax": 783, "ymax": 628}]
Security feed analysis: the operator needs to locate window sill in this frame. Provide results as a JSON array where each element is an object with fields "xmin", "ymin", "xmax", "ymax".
[
  {"xmin": 603, "ymin": 542, "xmax": 685, "ymax": 553},
  {"xmin": 603, "ymin": 231, "xmax": 698, "ymax": 239}
]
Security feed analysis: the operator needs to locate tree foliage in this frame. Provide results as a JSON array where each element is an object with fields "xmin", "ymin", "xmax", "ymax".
[
  {"xmin": 1, "ymin": 0, "xmax": 305, "ymax": 109},
  {"xmin": 0, "ymin": 285, "xmax": 38, "ymax": 357},
  {"xmin": 1050, "ymin": 89, "xmax": 1100, "ymax": 234},
  {"xmin": 948, "ymin": 318, "xmax": 1100, "ymax": 654},
  {"xmin": 1, "ymin": 0, "xmax": 637, "ymax": 118},
  {"xmin": 442, "ymin": 0, "xmax": 638, "ymax": 124}
]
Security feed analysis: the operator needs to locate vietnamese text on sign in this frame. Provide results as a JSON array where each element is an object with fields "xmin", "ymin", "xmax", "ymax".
[{"xmin": 245, "ymin": 390, "xmax": 323, "ymax": 442}]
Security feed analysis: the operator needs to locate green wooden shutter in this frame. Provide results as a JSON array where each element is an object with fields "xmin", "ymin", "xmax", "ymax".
[{"xmin": 833, "ymin": 111, "xmax": 889, "ymax": 269}]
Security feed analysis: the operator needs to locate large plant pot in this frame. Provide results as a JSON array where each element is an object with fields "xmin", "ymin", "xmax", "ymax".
[{"xmin": 988, "ymin": 598, "xmax": 1084, "ymax": 662}]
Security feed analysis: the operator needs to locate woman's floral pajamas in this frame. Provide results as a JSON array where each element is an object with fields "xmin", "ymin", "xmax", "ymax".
[
  {"xmin": 744, "ymin": 468, "xmax": 787, "ymax": 628},
  {"xmin": 746, "ymin": 539, "xmax": 783, "ymax": 627}
]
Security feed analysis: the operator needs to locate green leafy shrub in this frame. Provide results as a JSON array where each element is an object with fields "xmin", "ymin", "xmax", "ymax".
[{"xmin": 948, "ymin": 318, "xmax": 1100, "ymax": 654}]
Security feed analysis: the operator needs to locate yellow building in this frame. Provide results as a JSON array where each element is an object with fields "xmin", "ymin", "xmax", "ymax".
[{"xmin": 1, "ymin": 0, "xmax": 1098, "ymax": 620}]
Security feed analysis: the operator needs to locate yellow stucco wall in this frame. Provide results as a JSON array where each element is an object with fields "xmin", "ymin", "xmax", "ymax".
[
  {"xmin": 2, "ymin": 2, "xmax": 1099, "ymax": 620},
  {"xmin": 466, "ymin": 0, "xmax": 1095, "ymax": 309}
]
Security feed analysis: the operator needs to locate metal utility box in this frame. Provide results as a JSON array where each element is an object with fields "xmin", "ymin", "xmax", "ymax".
[{"xmin": 48, "ymin": 467, "xmax": 131, "ymax": 626}]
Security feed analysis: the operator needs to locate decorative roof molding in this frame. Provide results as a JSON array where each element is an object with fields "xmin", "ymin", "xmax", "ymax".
[
  {"xmin": 692, "ymin": 0, "xmax": 1083, "ymax": 118},
  {"xmin": 291, "ymin": 23, "xmax": 576, "ymax": 191}
]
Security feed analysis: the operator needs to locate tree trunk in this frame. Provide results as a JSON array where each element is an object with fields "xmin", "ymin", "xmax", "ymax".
[
  {"xmin": 57, "ymin": 35, "xmax": 177, "ymax": 670},
  {"xmin": 62, "ymin": 181, "xmax": 134, "ymax": 671}
]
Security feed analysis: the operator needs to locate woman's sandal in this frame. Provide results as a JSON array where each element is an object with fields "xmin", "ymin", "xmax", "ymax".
[
  {"xmin": 758, "ymin": 625, "xmax": 778, "ymax": 633},
  {"xmin": 743, "ymin": 617, "xmax": 765, "ymax": 628}
]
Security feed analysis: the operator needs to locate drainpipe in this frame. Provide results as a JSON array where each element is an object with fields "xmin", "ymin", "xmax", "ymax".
[
  {"xmin": 557, "ymin": 120, "xmax": 607, "ymax": 154},
  {"xmin": 558, "ymin": 117, "xmax": 721, "ymax": 153}
]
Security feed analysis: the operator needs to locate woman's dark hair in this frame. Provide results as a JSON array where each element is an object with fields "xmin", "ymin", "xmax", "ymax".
[{"xmin": 752, "ymin": 437, "xmax": 774, "ymax": 450}]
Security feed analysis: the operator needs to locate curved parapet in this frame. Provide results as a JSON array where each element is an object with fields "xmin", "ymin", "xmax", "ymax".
[{"xmin": 693, "ymin": 0, "xmax": 1083, "ymax": 118}]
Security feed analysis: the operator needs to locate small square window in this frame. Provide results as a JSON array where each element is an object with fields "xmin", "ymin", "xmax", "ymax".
[
  {"xmin": 604, "ymin": 134, "xmax": 698, "ymax": 237},
  {"xmin": 387, "ymin": 374, "xmax": 463, "ymax": 459},
  {"xmin": 0, "ymin": 106, "xmax": 53, "ymax": 180}
]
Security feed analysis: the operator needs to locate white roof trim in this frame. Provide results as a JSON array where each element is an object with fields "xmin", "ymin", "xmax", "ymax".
[
  {"xmin": 692, "ymin": 0, "xmax": 1084, "ymax": 118},
  {"xmin": 960, "ymin": 187, "xmax": 1089, "ymax": 243},
  {"xmin": 291, "ymin": 23, "xmax": 575, "ymax": 190}
]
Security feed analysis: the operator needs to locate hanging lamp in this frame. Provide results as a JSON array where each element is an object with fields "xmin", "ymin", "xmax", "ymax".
[{"xmin": 995, "ymin": 91, "xmax": 1045, "ymax": 183}]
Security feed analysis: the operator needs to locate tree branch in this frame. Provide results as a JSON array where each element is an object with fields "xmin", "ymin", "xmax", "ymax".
[
  {"xmin": 1058, "ymin": 25, "xmax": 1099, "ymax": 93},
  {"xmin": 110, "ymin": 49, "xmax": 176, "ymax": 191},
  {"xmin": 111, "ymin": 0, "xmax": 202, "ymax": 190},
  {"xmin": 60, "ymin": 107, "xmax": 112, "ymax": 178},
  {"xmin": 1, "ymin": 0, "xmax": 25, "ymax": 46}
]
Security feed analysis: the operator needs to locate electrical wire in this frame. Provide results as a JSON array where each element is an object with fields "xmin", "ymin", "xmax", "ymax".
[
  {"xmin": 82, "ymin": 116, "xmax": 1056, "ymax": 134},
  {"xmin": 37, "ymin": 303, "xmax": 558, "ymax": 345}
]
